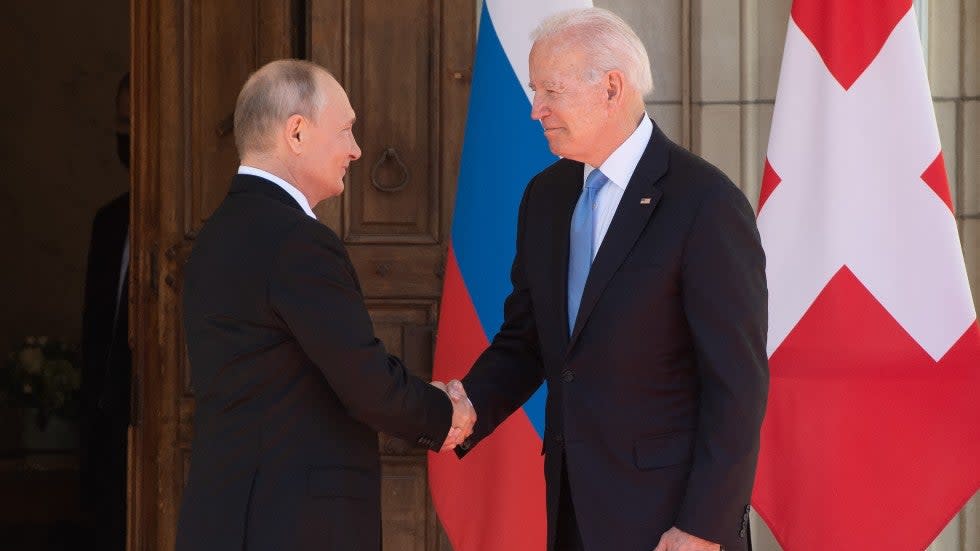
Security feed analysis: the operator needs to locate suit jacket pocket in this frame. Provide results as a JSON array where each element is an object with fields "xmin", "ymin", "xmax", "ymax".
[
  {"xmin": 308, "ymin": 467, "xmax": 378, "ymax": 498},
  {"xmin": 633, "ymin": 430, "xmax": 694, "ymax": 470}
]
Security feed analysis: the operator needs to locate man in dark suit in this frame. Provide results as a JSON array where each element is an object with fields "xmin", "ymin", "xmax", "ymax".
[
  {"xmin": 80, "ymin": 71, "xmax": 131, "ymax": 551},
  {"xmin": 176, "ymin": 59, "xmax": 474, "ymax": 551},
  {"xmin": 447, "ymin": 8, "xmax": 768, "ymax": 551}
]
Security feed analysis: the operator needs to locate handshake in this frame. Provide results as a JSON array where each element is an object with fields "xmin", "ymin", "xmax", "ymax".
[{"xmin": 430, "ymin": 380, "xmax": 476, "ymax": 451}]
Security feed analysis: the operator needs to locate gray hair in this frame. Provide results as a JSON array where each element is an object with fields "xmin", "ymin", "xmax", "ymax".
[
  {"xmin": 233, "ymin": 59, "xmax": 330, "ymax": 156},
  {"xmin": 531, "ymin": 7, "xmax": 654, "ymax": 96}
]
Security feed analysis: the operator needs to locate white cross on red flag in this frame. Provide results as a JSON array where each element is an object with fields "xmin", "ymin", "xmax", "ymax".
[{"xmin": 752, "ymin": 1, "xmax": 980, "ymax": 549}]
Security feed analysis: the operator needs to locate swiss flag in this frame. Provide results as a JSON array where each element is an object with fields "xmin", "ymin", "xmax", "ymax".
[{"xmin": 752, "ymin": 1, "xmax": 980, "ymax": 550}]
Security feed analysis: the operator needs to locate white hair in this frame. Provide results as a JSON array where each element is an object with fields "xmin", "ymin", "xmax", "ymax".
[
  {"xmin": 233, "ymin": 59, "xmax": 330, "ymax": 156},
  {"xmin": 531, "ymin": 7, "xmax": 654, "ymax": 96}
]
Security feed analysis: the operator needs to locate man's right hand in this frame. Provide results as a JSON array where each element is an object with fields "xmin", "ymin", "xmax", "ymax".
[
  {"xmin": 653, "ymin": 527, "xmax": 721, "ymax": 551},
  {"xmin": 430, "ymin": 380, "xmax": 476, "ymax": 451}
]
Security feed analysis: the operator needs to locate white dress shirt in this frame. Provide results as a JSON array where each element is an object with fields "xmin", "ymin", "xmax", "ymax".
[
  {"xmin": 238, "ymin": 165, "xmax": 317, "ymax": 219},
  {"xmin": 583, "ymin": 115, "xmax": 653, "ymax": 259},
  {"xmin": 112, "ymin": 229, "xmax": 129, "ymax": 333}
]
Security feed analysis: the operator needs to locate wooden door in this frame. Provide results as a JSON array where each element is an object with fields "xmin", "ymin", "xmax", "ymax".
[{"xmin": 130, "ymin": 1, "xmax": 474, "ymax": 549}]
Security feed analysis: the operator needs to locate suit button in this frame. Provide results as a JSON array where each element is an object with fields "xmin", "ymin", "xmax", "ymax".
[{"xmin": 561, "ymin": 370, "xmax": 574, "ymax": 382}]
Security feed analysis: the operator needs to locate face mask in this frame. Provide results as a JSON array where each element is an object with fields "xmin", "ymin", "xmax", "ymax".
[{"xmin": 116, "ymin": 132, "xmax": 130, "ymax": 170}]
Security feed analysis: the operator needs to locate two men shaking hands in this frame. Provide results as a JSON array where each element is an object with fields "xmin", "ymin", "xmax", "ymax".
[{"xmin": 178, "ymin": 7, "xmax": 767, "ymax": 551}]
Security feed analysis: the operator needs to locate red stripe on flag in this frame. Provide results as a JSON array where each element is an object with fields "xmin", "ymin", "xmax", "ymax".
[
  {"xmin": 753, "ymin": 266, "xmax": 980, "ymax": 549},
  {"xmin": 429, "ymin": 418, "xmax": 546, "ymax": 551},
  {"xmin": 430, "ymin": 246, "xmax": 546, "ymax": 551},
  {"xmin": 921, "ymin": 152, "xmax": 954, "ymax": 213},
  {"xmin": 792, "ymin": 0, "xmax": 911, "ymax": 90},
  {"xmin": 433, "ymin": 246, "xmax": 490, "ymax": 383},
  {"xmin": 758, "ymin": 158, "xmax": 782, "ymax": 215}
]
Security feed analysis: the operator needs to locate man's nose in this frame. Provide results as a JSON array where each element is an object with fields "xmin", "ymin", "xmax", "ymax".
[
  {"xmin": 530, "ymin": 93, "xmax": 548, "ymax": 121},
  {"xmin": 350, "ymin": 137, "xmax": 362, "ymax": 160}
]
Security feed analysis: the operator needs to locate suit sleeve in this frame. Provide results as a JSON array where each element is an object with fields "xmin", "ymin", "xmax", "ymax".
[
  {"xmin": 674, "ymin": 183, "xmax": 769, "ymax": 546},
  {"xmin": 456, "ymin": 178, "xmax": 546, "ymax": 457},
  {"xmin": 268, "ymin": 222, "xmax": 453, "ymax": 451}
]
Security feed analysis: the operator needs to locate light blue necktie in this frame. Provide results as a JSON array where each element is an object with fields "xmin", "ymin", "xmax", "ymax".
[{"xmin": 567, "ymin": 169, "xmax": 609, "ymax": 335}]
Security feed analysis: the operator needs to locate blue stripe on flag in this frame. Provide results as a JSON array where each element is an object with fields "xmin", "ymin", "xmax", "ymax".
[{"xmin": 450, "ymin": 3, "xmax": 556, "ymax": 438}]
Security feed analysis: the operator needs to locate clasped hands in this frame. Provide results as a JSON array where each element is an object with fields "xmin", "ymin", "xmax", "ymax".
[{"xmin": 430, "ymin": 379, "xmax": 475, "ymax": 451}]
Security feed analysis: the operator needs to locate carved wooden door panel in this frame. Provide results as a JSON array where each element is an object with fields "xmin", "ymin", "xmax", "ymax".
[
  {"xmin": 131, "ymin": 1, "xmax": 473, "ymax": 550},
  {"xmin": 308, "ymin": 3, "xmax": 472, "ymax": 547}
]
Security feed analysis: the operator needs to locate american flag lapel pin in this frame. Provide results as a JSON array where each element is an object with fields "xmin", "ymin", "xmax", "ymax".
[{"xmin": 640, "ymin": 197, "xmax": 652, "ymax": 205}]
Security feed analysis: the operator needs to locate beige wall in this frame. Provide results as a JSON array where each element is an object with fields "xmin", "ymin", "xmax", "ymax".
[
  {"xmin": 0, "ymin": 2, "xmax": 129, "ymax": 352},
  {"xmin": 593, "ymin": 0, "xmax": 980, "ymax": 549}
]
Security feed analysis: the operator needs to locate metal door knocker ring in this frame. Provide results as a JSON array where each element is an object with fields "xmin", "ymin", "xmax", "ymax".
[{"xmin": 370, "ymin": 147, "xmax": 410, "ymax": 192}]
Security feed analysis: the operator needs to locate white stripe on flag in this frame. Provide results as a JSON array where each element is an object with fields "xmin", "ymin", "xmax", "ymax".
[{"xmin": 486, "ymin": 0, "xmax": 593, "ymax": 104}]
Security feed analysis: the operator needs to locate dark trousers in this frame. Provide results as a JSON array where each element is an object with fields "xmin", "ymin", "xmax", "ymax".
[
  {"xmin": 555, "ymin": 455, "xmax": 585, "ymax": 551},
  {"xmin": 552, "ymin": 456, "xmax": 753, "ymax": 551}
]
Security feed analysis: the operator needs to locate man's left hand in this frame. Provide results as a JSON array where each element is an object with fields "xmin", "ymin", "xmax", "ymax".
[{"xmin": 653, "ymin": 527, "xmax": 721, "ymax": 551}]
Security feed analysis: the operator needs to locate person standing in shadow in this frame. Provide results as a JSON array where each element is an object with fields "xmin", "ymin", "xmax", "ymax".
[{"xmin": 79, "ymin": 71, "xmax": 131, "ymax": 551}]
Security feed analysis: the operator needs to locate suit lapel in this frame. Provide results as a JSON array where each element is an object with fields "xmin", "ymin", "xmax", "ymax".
[
  {"xmin": 550, "ymin": 161, "xmax": 587, "ymax": 350},
  {"xmin": 568, "ymin": 122, "xmax": 670, "ymax": 348}
]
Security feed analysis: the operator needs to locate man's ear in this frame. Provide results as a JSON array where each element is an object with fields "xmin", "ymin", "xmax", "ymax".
[
  {"xmin": 285, "ymin": 114, "xmax": 306, "ymax": 154},
  {"xmin": 606, "ymin": 70, "xmax": 626, "ymax": 105}
]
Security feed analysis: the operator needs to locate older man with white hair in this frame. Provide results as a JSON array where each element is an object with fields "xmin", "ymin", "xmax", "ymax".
[
  {"xmin": 176, "ymin": 59, "xmax": 475, "ymax": 551},
  {"xmin": 448, "ymin": 8, "xmax": 768, "ymax": 551}
]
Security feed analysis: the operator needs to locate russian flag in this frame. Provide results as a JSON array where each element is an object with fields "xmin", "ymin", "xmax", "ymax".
[{"xmin": 428, "ymin": 1, "xmax": 589, "ymax": 549}]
